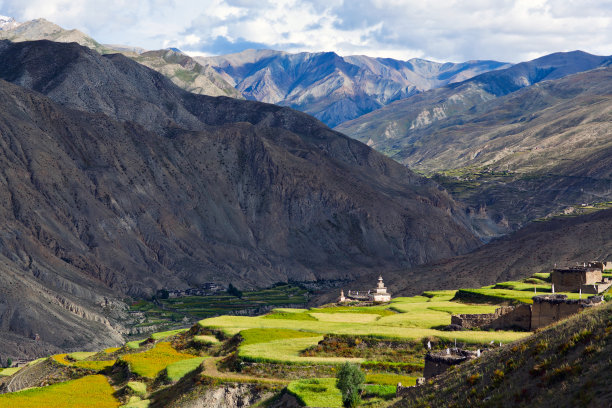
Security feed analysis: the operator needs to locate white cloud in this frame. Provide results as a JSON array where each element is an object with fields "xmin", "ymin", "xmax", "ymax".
[{"xmin": 0, "ymin": 0, "xmax": 611, "ymax": 62}]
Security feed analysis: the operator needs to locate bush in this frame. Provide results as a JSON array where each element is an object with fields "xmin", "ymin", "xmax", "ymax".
[
  {"xmin": 492, "ymin": 369, "xmax": 504, "ymax": 384},
  {"xmin": 336, "ymin": 363, "xmax": 365, "ymax": 408},
  {"xmin": 227, "ymin": 283, "xmax": 243, "ymax": 299},
  {"xmin": 466, "ymin": 373, "xmax": 481, "ymax": 385}
]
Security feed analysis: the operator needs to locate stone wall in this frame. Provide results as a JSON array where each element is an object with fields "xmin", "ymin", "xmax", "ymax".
[
  {"xmin": 487, "ymin": 304, "xmax": 532, "ymax": 331},
  {"xmin": 450, "ymin": 313, "xmax": 497, "ymax": 329},
  {"xmin": 552, "ymin": 267, "xmax": 602, "ymax": 292},
  {"xmin": 396, "ymin": 378, "xmax": 425, "ymax": 398},
  {"xmin": 423, "ymin": 350, "xmax": 478, "ymax": 378},
  {"xmin": 581, "ymin": 280, "xmax": 612, "ymax": 294},
  {"xmin": 452, "ymin": 305, "xmax": 531, "ymax": 331}
]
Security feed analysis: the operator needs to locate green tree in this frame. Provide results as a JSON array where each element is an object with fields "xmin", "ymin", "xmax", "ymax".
[
  {"xmin": 336, "ymin": 363, "xmax": 365, "ymax": 408},
  {"xmin": 227, "ymin": 283, "xmax": 243, "ymax": 299},
  {"xmin": 6, "ymin": 357, "xmax": 12, "ymax": 368}
]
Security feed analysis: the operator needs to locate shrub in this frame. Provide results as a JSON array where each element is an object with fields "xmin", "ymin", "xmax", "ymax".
[
  {"xmin": 466, "ymin": 373, "xmax": 481, "ymax": 385},
  {"xmin": 336, "ymin": 363, "xmax": 365, "ymax": 408},
  {"xmin": 227, "ymin": 283, "xmax": 243, "ymax": 299},
  {"xmin": 492, "ymin": 369, "xmax": 504, "ymax": 384}
]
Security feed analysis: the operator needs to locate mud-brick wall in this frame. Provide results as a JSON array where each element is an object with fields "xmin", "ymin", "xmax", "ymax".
[
  {"xmin": 531, "ymin": 300, "xmax": 582, "ymax": 330},
  {"xmin": 450, "ymin": 313, "xmax": 496, "ymax": 329},
  {"xmin": 487, "ymin": 304, "xmax": 532, "ymax": 331}
]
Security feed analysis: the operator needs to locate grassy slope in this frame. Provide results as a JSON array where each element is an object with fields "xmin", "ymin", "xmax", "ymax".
[{"xmin": 394, "ymin": 301, "xmax": 612, "ymax": 408}]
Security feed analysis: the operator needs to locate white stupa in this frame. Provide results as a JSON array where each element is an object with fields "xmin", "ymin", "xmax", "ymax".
[{"xmin": 369, "ymin": 276, "xmax": 391, "ymax": 302}]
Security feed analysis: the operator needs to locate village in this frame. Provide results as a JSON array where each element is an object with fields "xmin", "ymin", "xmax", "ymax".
[{"xmin": 337, "ymin": 261, "xmax": 611, "ymax": 395}]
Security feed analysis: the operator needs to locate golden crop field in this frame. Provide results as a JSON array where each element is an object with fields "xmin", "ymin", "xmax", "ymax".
[
  {"xmin": 120, "ymin": 342, "xmax": 198, "ymax": 378},
  {"xmin": 0, "ymin": 375, "xmax": 118, "ymax": 408}
]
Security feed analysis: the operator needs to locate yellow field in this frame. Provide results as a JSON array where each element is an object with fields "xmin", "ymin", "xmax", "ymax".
[
  {"xmin": 74, "ymin": 360, "xmax": 116, "ymax": 371},
  {"xmin": 0, "ymin": 367, "xmax": 21, "ymax": 377},
  {"xmin": 193, "ymin": 335, "xmax": 220, "ymax": 344},
  {"xmin": 121, "ymin": 342, "xmax": 198, "ymax": 378},
  {"xmin": 0, "ymin": 375, "xmax": 118, "ymax": 408}
]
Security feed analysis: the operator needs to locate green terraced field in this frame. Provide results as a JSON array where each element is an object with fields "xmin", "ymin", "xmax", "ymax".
[
  {"xmin": 287, "ymin": 378, "xmax": 343, "ymax": 408},
  {"xmin": 127, "ymin": 284, "xmax": 309, "ymax": 332},
  {"xmin": 165, "ymin": 357, "xmax": 206, "ymax": 381}
]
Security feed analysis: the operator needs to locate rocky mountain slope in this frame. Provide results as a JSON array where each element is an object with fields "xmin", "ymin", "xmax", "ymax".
[
  {"xmin": 338, "ymin": 52, "xmax": 612, "ymax": 230},
  {"xmin": 0, "ymin": 39, "xmax": 482, "ymax": 359},
  {"xmin": 338, "ymin": 51, "xmax": 610, "ymax": 155},
  {"xmin": 395, "ymin": 298, "xmax": 612, "ymax": 407},
  {"xmin": 199, "ymin": 49, "xmax": 509, "ymax": 126},
  {"xmin": 0, "ymin": 18, "xmax": 241, "ymax": 98}
]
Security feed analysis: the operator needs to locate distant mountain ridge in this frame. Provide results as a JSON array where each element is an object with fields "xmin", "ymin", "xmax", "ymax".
[
  {"xmin": 337, "ymin": 51, "xmax": 612, "ymax": 231},
  {"xmin": 0, "ymin": 18, "xmax": 242, "ymax": 98},
  {"xmin": 198, "ymin": 49, "xmax": 510, "ymax": 126},
  {"xmin": 0, "ymin": 17, "xmax": 511, "ymax": 126},
  {"xmin": 337, "ymin": 50, "xmax": 612, "ymax": 157}
]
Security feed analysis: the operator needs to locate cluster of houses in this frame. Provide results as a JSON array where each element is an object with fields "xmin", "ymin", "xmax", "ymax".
[
  {"xmin": 159, "ymin": 282, "xmax": 226, "ymax": 298},
  {"xmin": 416, "ymin": 260, "xmax": 610, "ymax": 385}
]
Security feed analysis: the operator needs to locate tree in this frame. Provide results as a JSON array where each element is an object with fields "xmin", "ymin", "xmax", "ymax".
[
  {"xmin": 227, "ymin": 283, "xmax": 243, "ymax": 299},
  {"xmin": 336, "ymin": 362, "xmax": 365, "ymax": 408},
  {"xmin": 6, "ymin": 357, "xmax": 12, "ymax": 368}
]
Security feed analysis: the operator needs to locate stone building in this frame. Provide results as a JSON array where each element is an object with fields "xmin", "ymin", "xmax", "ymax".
[
  {"xmin": 531, "ymin": 294, "xmax": 603, "ymax": 330},
  {"xmin": 551, "ymin": 265, "xmax": 611, "ymax": 293},
  {"xmin": 369, "ymin": 276, "xmax": 391, "ymax": 302},
  {"xmin": 423, "ymin": 349, "xmax": 480, "ymax": 378},
  {"xmin": 451, "ymin": 294, "xmax": 604, "ymax": 331},
  {"xmin": 339, "ymin": 276, "xmax": 392, "ymax": 303}
]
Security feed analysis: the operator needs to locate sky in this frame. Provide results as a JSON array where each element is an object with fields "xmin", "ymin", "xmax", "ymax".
[{"xmin": 1, "ymin": 0, "xmax": 611, "ymax": 62}]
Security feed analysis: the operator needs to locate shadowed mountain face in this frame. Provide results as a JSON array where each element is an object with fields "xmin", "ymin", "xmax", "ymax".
[
  {"xmin": 315, "ymin": 207, "xmax": 612, "ymax": 305},
  {"xmin": 0, "ymin": 40, "xmax": 482, "ymax": 359},
  {"xmin": 198, "ymin": 49, "xmax": 509, "ymax": 127},
  {"xmin": 338, "ymin": 52, "xmax": 612, "ymax": 231}
]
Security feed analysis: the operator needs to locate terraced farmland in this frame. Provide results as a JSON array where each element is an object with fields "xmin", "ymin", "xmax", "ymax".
[{"xmin": 0, "ymin": 272, "xmax": 599, "ymax": 407}]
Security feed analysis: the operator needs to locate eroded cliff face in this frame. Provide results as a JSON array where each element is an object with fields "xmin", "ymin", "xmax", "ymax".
[{"xmin": 0, "ymin": 40, "xmax": 483, "ymax": 358}]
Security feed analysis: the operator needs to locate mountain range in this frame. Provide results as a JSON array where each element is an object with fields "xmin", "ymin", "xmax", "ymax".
[
  {"xmin": 0, "ymin": 39, "xmax": 482, "ymax": 360},
  {"xmin": 198, "ymin": 50, "xmax": 509, "ymax": 127},
  {"xmin": 338, "ymin": 51, "xmax": 612, "ymax": 230},
  {"xmin": 0, "ymin": 17, "xmax": 511, "ymax": 127}
]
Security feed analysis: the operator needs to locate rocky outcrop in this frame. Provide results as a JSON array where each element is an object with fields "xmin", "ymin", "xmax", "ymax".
[{"xmin": 179, "ymin": 384, "xmax": 274, "ymax": 408}]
